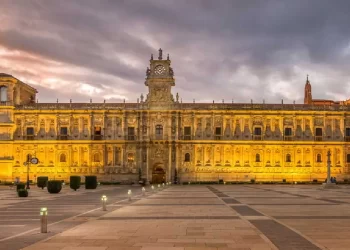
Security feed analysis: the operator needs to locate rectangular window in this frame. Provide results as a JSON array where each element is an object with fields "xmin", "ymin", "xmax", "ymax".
[
  {"xmin": 284, "ymin": 127, "xmax": 292, "ymax": 141},
  {"xmin": 315, "ymin": 127, "xmax": 323, "ymax": 141},
  {"xmin": 315, "ymin": 128, "xmax": 323, "ymax": 136},
  {"xmin": 346, "ymin": 128, "xmax": 350, "ymax": 142},
  {"xmin": 253, "ymin": 127, "xmax": 262, "ymax": 140},
  {"xmin": 26, "ymin": 127, "xmax": 34, "ymax": 135},
  {"xmin": 184, "ymin": 127, "xmax": 191, "ymax": 140},
  {"xmin": 60, "ymin": 127, "xmax": 68, "ymax": 135},
  {"xmin": 254, "ymin": 127, "xmax": 262, "ymax": 135},
  {"xmin": 26, "ymin": 127, "xmax": 34, "ymax": 140},
  {"xmin": 94, "ymin": 126, "xmax": 102, "ymax": 140},
  {"xmin": 60, "ymin": 127, "xmax": 68, "ymax": 140},
  {"xmin": 128, "ymin": 127, "xmax": 135, "ymax": 140},
  {"xmin": 346, "ymin": 128, "xmax": 350, "ymax": 137},
  {"xmin": 215, "ymin": 127, "xmax": 221, "ymax": 140},
  {"xmin": 284, "ymin": 127, "xmax": 292, "ymax": 136}
]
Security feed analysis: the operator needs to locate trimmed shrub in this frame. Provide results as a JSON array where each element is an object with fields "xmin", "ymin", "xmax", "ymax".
[
  {"xmin": 16, "ymin": 183, "xmax": 26, "ymax": 191},
  {"xmin": 250, "ymin": 179, "xmax": 255, "ymax": 184},
  {"xmin": 37, "ymin": 176, "xmax": 48, "ymax": 189},
  {"xmin": 85, "ymin": 176, "xmax": 97, "ymax": 189},
  {"xmin": 47, "ymin": 180, "xmax": 62, "ymax": 194},
  {"xmin": 312, "ymin": 179, "xmax": 318, "ymax": 183},
  {"xmin": 18, "ymin": 189, "xmax": 28, "ymax": 197},
  {"xmin": 70, "ymin": 176, "xmax": 81, "ymax": 191},
  {"xmin": 282, "ymin": 179, "xmax": 286, "ymax": 183}
]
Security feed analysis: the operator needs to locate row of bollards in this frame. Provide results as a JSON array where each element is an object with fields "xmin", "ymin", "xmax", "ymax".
[{"xmin": 39, "ymin": 182, "xmax": 172, "ymax": 234}]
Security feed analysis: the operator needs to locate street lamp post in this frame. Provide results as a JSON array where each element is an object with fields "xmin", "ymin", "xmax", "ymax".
[
  {"xmin": 326, "ymin": 150, "xmax": 331, "ymax": 184},
  {"xmin": 26, "ymin": 154, "xmax": 31, "ymax": 189},
  {"xmin": 25, "ymin": 153, "xmax": 39, "ymax": 189}
]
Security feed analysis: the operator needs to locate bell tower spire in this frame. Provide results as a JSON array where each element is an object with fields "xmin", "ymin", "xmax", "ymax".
[{"xmin": 304, "ymin": 74, "xmax": 312, "ymax": 104}]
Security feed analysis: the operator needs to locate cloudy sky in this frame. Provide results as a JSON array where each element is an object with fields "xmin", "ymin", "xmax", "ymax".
[{"xmin": 1, "ymin": 0, "xmax": 350, "ymax": 104}]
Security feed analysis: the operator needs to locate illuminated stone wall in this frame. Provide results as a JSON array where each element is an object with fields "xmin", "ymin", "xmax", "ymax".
[{"xmin": 1, "ymin": 51, "xmax": 350, "ymax": 183}]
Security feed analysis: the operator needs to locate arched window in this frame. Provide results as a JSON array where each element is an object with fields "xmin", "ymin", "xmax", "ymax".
[
  {"xmin": 255, "ymin": 153, "xmax": 261, "ymax": 162},
  {"xmin": 184, "ymin": 153, "xmax": 190, "ymax": 162},
  {"xmin": 155, "ymin": 125, "xmax": 163, "ymax": 135},
  {"xmin": 93, "ymin": 153, "xmax": 100, "ymax": 162},
  {"xmin": 0, "ymin": 86, "xmax": 7, "ymax": 102},
  {"xmin": 316, "ymin": 154, "xmax": 322, "ymax": 163},
  {"xmin": 59, "ymin": 153, "xmax": 67, "ymax": 162},
  {"xmin": 347, "ymin": 154, "xmax": 350, "ymax": 163},
  {"xmin": 286, "ymin": 154, "xmax": 291, "ymax": 162}
]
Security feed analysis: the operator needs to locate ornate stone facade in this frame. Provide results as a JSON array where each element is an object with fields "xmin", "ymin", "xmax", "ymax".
[{"xmin": 1, "ymin": 51, "xmax": 350, "ymax": 183}]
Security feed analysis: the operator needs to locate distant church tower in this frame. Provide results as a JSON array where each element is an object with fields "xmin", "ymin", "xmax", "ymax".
[{"xmin": 304, "ymin": 75, "xmax": 312, "ymax": 104}]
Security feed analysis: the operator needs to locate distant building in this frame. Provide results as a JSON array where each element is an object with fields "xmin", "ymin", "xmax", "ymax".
[{"xmin": 0, "ymin": 49, "xmax": 350, "ymax": 183}]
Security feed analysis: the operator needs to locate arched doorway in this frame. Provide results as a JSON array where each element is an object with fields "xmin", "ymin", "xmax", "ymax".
[{"xmin": 152, "ymin": 163, "xmax": 165, "ymax": 184}]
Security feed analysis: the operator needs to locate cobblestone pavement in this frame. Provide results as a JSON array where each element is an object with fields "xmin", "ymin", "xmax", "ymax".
[{"xmin": 7, "ymin": 184, "xmax": 350, "ymax": 250}]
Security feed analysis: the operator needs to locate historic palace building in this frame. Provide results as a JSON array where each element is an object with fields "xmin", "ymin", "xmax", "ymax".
[{"xmin": 1, "ymin": 49, "xmax": 350, "ymax": 183}]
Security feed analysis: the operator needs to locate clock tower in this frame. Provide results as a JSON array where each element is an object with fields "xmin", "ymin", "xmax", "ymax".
[{"xmin": 144, "ymin": 48, "xmax": 175, "ymax": 110}]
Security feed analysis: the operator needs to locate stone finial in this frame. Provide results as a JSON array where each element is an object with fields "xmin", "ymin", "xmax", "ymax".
[
  {"xmin": 193, "ymin": 99, "xmax": 195, "ymax": 103},
  {"xmin": 263, "ymin": 99, "xmax": 265, "ymax": 104},
  {"xmin": 70, "ymin": 99, "xmax": 72, "ymax": 103},
  {"xmin": 151, "ymin": 54, "xmax": 153, "ymax": 60},
  {"xmin": 146, "ymin": 67, "xmax": 151, "ymax": 77},
  {"xmin": 281, "ymin": 99, "xmax": 284, "ymax": 104},
  {"xmin": 123, "ymin": 99, "xmax": 125, "ymax": 103},
  {"xmin": 137, "ymin": 98, "xmax": 139, "ymax": 103},
  {"xmin": 251, "ymin": 99, "xmax": 253, "ymax": 104},
  {"xmin": 90, "ymin": 98, "xmax": 92, "ymax": 103},
  {"xmin": 222, "ymin": 99, "xmax": 224, "ymax": 103},
  {"xmin": 140, "ymin": 93, "xmax": 144, "ymax": 102},
  {"xmin": 56, "ymin": 98, "xmax": 58, "ymax": 103},
  {"xmin": 176, "ymin": 93, "xmax": 179, "ymax": 102},
  {"xmin": 167, "ymin": 54, "xmax": 170, "ymax": 60},
  {"xmin": 104, "ymin": 99, "xmax": 106, "ymax": 103},
  {"xmin": 158, "ymin": 48, "xmax": 163, "ymax": 60}
]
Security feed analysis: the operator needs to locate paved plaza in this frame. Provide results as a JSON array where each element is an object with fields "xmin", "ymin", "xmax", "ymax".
[{"xmin": 2, "ymin": 184, "xmax": 350, "ymax": 249}]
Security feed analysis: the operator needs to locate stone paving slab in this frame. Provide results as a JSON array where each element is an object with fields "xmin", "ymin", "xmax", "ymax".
[{"xmin": 17, "ymin": 184, "xmax": 350, "ymax": 250}]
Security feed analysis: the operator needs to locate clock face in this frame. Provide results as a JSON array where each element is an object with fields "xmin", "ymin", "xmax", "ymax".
[{"xmin": 154, "ymin": 65, "xmax": 166, "ymax": 75}]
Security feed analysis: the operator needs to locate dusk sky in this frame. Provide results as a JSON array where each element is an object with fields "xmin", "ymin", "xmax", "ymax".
[{"xmin": 1, "ymin": 0, "xmax": 350, "ymax": 104}]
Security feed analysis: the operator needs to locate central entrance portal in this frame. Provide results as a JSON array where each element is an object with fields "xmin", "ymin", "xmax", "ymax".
[{"xmin": 152, "ymin": 163, "xmax": 165, "ymax": 184}]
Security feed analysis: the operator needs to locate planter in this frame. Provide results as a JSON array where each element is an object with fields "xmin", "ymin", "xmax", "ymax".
[
  {"xmin": 18, "ymin": 189, "xmax": 28, "ymax": 197},
  {"xmin": 37, "ymin": 176, "xmax": 48, "ymax": 189},
  {"xmin": 85, "ymin": 176, "xmax": 97, "ymax": 189},
  {"xmin": 47, "ymin": 180, "xmax": 62, "ymax": 194},
  {"xmin": 70, "ymin": 176, "xmax": 81, "ymax": 191}
]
